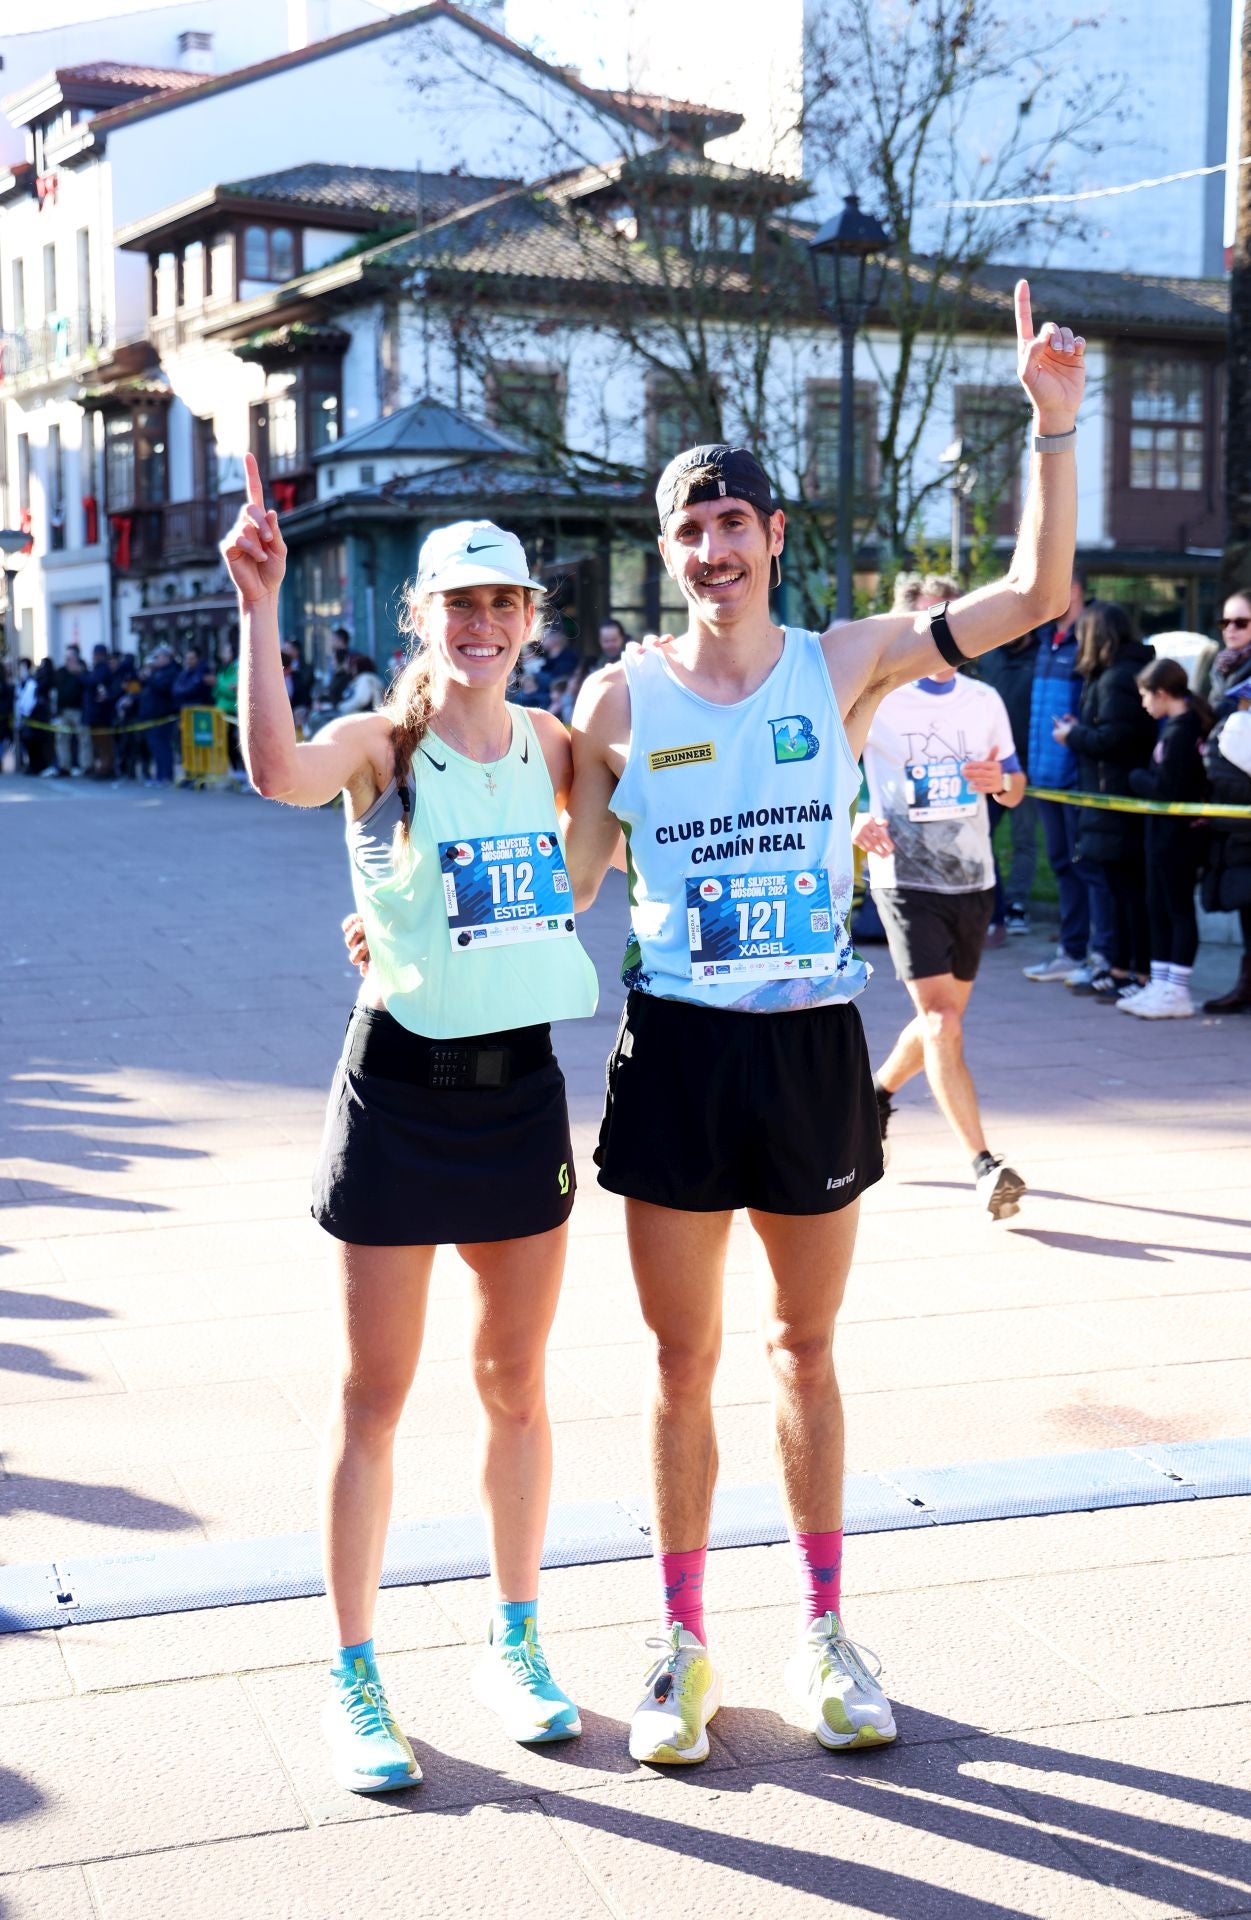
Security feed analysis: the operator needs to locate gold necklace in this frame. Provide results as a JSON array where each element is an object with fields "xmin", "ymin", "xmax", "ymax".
[{"xmin": 433, "ymin": 708, "xmax": 511, "ymax": 795}]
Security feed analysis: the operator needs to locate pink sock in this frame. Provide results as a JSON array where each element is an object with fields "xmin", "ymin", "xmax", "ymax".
[
  {"xmin": 794, "ymin": 1529, "xmax": 843, "ymax": 1625},
  {"xmin": 658, "ymin": 1546, "xmax": 707, "ymax": 1644}
]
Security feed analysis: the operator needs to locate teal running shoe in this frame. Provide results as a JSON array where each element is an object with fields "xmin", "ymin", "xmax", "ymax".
[
  {"xmin": 471, "ymin": 1615, "xmax": 582, "ymax": 1744},
  {"xmin": 321, "ymin": 1655, "xmax": 422, "ymax": 1793},
  {"xmin": 784, "ymin": 1611, "xmax": 896, "ymax": 1750}
]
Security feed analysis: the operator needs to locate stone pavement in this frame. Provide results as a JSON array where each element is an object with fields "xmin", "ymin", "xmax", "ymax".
[{"xmin": 1, "ymin": 779, "xmax": 1248, "ymax": 1919}]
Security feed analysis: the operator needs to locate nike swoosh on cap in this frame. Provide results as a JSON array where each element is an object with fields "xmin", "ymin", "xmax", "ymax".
[
  {"xmin": 464, "ymin": 539, "xmax": 499, "ymax": 554},
  {"xmin": 420, "ymin": 747, "xmax": 447, "ymax": 771}
]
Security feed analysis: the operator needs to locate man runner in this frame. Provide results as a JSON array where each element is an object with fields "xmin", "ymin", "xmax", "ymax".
[
  {"xmin": 566, "ymin": 281, "xmax": 1083, "ymax": 1763},
  {"xmin": 853, "ymin": 659, "xmax": 1028, "ymax": 1216}
]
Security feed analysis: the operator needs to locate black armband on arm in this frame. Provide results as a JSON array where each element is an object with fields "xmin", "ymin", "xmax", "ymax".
[{"xmin": 929, "ymin": 601, "xmax": 969, "ymax": 668}]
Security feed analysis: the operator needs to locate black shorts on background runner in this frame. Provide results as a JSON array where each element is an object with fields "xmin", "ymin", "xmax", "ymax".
[
  {"xmin": 595, "ymin": 991, "xmax": 883, "ymax": 1214},
  {"xmin": 875, "ymin": 885, "xmax": 995, "ymax": 984}
]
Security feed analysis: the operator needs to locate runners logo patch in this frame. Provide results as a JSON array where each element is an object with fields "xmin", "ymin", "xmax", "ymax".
[
  {"xmin": 557, "ymin": 1162, "xmax": 570, "ymax": 1195},
  {"xmin": 768, "ymin": 714, "xmax": 819, "ymax": 763},
  {"xmin": 648, "ymin": 741, "xmax": 715, "ymax": 772},
  {"xmin": 826, "ymin": 1168, "xmax": 856, "ymax": 1190}
]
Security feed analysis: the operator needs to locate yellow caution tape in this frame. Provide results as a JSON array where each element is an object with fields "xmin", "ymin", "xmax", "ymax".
[{"xmin": 1028, "ymin": 786, "xmax": 1251, "ymax": 819}]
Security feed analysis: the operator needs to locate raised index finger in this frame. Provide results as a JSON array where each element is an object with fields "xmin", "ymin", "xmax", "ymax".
[
  {"xmin": 1014, "ymin": 278, "xmax": 1033, "ymax": 345},
  {"xmin": 244, "ymin": 449, "xmax": 266, "ymax": 510}
]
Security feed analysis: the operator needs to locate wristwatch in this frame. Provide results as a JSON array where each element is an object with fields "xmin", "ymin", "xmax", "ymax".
[{"xmin": 1034, "ymin": 426, "xmax": 1077, "ymax": 453}]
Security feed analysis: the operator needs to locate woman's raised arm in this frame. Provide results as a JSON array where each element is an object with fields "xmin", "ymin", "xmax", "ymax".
[{"xmin": 222, "ymin": 453, "xmax": 389, "ymax": 807}]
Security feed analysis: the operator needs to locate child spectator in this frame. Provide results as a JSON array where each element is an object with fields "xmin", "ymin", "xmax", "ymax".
[{"xmin": 1123, "ymin": 658, "xmax": 1213, "ymax": 1019}]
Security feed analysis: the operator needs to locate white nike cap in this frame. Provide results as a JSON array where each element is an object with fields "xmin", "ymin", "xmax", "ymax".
[{"xmin": 415, "ymin": 519, "xmax": 544, "ymax": 594}]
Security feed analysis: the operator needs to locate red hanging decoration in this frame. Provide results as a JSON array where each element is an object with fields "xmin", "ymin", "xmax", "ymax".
[
  {"xmin": 82, "ymin": 494, "xmax": 98, "ymax": 545},
  {"xmin": 271, "ymin": 479, "xmax": 298, "ymax": 515},
  {"xmin": 109, "ymin": 513, "xmax": 133, "ymax": 570}
]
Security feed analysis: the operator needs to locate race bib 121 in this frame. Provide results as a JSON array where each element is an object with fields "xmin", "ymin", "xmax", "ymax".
[
  {"xmin": 440, "ymin": 830, "xmax": 576, "ymax": 950},
  {"xmin": 685, "ymin": 869, "xmax": 839, "ymax": 982}
]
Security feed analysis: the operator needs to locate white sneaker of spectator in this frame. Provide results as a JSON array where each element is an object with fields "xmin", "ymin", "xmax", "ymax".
[
  {"xmin": 1125, "ymin": 981, "xmax": 1194, "ymax": 1020},
  {"xmin": 1023, "ymin": 947, "xmax": 1076, "ymax": 982}
]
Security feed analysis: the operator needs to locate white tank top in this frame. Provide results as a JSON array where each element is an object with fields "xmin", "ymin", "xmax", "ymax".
[{"xmin": 611, "ymin": 630, "xmax": 869, "ymax": 1012}]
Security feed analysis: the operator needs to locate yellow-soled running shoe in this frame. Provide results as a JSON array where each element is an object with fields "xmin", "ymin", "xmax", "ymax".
[
  {"xmin": 628, "ymin": 1625, "xmax": 722, "ymax": 1765},
  {"xmin": 784, "ymin": 1611, "xmax": 897, "ymax": 1750}
]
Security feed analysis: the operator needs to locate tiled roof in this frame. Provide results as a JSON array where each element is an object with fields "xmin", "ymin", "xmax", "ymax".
[
  {"xmin": 225, "ymin": 163, "xmax": 516, "ymax": 222},
  {"xmin": 950, "ymin": 260, "xmax": 1227, "ymax": 332},
  {"xmin": 555, "ymin": 149, "xmax": 805, "ymax": 205},
  {"xmin": 314, "ymin": 397, "xmax": 529, "ymax": 462},
  {"xmin": 56, "ymin": 62, "xmax": 205, "ymax": 93},
  {"xmin": 383, "ymin": 457, "xmax": 646, "ymax": 505},
  {"xmin": 585, "ymin": 88, "xmax": 742, "ymax": 139},
  {"xmin": 371, "ymin": 186, "xmax": 759, "ymax": 297}
]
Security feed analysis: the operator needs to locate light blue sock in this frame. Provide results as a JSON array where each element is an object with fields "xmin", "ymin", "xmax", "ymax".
[
  {"xmin": 332, "ymin": 1636, "xmax": 378, "ymax": 1679},
  {"xmin": 1150, "ymin": 961, "xmax": 1168, "ymax": 985},
  {"xmin": 1168, "ymin": 964, "xmax": 1192, "ymax": 990},
  {"xmin": 494, "ymin": 1599, "xmax": 537, "ymax": 1641}
]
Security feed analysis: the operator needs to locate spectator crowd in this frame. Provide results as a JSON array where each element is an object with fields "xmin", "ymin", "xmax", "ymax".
[{"xmin": 2, "ymin": 588, "xmax": 1248, "ymax": 1014}]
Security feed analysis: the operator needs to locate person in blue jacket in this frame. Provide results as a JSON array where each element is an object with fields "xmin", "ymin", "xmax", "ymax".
[
  {"xmin": 136, "ymin": 646, "xmax": 180, "ymax": 786},
  {"xmin": 1022, "ymin": 570, "xmax": 1110, "ymax": 984}
]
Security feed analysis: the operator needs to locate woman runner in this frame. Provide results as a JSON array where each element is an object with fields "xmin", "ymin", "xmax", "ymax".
[{"xmin": 221, "ymin": 456, "xmax": 599, "ymax": 1793}]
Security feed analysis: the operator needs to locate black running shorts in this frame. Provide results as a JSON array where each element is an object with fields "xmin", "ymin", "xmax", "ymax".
[
  {"xmin": 874, "ymin": 885, "xmax": 995, "ymax": 984},
  {"xmin": 312, "ymin": 1008, "xmax": 575, "ymax": 1246},
  {"xmin": 594, "ymin": 990, "xmax": 883, "ymax": 1214}
]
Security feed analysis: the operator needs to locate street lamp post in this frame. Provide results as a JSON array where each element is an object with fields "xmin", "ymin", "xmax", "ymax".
[{"xmin": 808, "ymin": 194, "xmax": 891, "ymax": 620}]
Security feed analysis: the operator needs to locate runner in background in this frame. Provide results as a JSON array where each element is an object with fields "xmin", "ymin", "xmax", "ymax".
[
  {"xmin": 222, "ymin": 463, "xmax": 599, "ymax": 1795},
  {"xmin": 854, "ymin": 661, "xmax": 1029, "ymax": 1216}
]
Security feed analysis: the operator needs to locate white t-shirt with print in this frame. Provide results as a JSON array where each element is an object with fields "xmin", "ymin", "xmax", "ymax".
[{"xmin": 862, "ymin": 675, "xmax": 1019, "ymax": 894}]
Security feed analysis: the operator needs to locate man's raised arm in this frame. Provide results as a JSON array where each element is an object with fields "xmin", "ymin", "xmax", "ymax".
[{"xmin": 827, "ymin": 279, "xmax": 1084, "ymax": 730}]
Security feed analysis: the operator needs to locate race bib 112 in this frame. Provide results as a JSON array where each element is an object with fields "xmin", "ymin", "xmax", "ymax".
[
  {"xmin": 440, "ymin": 830, "xmax": 576, "ymax": 950},
  {"xmin": 685, "ymin": 869, "xmax": 839, "ymax": 982}
]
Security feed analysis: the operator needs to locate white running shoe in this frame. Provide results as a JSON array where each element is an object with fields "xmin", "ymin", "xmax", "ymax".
[
  {"xmin": 1024, "ymin": 947, "xmax": 1076, "ymax": 982},
  {"xmin": 628, "ymin": 1625, "xmax": 721, "ymax": 1765},
  {"xmin": 1127, "ymin": 981, "xmax": 1194, "ymax": 1019},
  {"xmin": 471, "ymin": 1616, "xmax": 581, "ymax": 1744},
  {"xmin": 977, "ymin": 1159, "xmax": 1026, "ymax": 1221},
  {"xmin": 784, "ymin": 1611, "xmax": 897, "ymax": 1750},
  {"xmin": 321, "ymin": 1658, "xmax": 421, "ymax": 1794}
]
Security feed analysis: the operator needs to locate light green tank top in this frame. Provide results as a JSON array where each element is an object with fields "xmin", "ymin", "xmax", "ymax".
[{"xmin": 347, "ymin": 704, "xmax": 599, "ymax": 1039}]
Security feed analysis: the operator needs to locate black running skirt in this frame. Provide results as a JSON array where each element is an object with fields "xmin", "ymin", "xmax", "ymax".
[{"xmin": 312, "ymin": 1007, "xmax": 576, "ymax": 1246}]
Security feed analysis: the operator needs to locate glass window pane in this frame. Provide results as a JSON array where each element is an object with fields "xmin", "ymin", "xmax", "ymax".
[
  {"xmin": 1131, "ymin": 360, "xmax": 1204, "ymax": 422},
  {"xmin": 1129, "ymin": 426, "xmax": 1154, "ymax": 489},
  {"xmin": 182, "ymin": 241, "xmax": 204, "ymax": 308},
  {"xmin": 270, "ymin": 228, "xmax": 295, "ymax": 281},
  {"xmin": 1180, "ymin": 427, "xmax": 1204, "ymax": 490},
  {"xmin": 243, "ymin": 227, "xmax": 268, "ymax": 278},
  {"xmin": 312, "ymin": 389, "xmax": 339, "ymax": 449},
  {"xmin": 269, "ymin": 394, "xmax": 299, "ymax": 472}
]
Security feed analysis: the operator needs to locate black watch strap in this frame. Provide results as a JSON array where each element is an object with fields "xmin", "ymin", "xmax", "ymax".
[{"xmin": 929, "ymin": 601, "xmax": 968, "ymax": 668}]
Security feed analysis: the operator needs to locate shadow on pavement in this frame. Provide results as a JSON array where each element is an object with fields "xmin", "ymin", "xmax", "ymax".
[
  {"xmin": 0, "ymin": 1473, "xmax": 198, "ymax": 1543},
  {"xmin": 1009, "ymin": 1226, "xmax": 1247, "ymax": 1264},
  {"xmin": 904, "ymin": 1178, "xmax": 1251, "ymax": 1234},
  {"xmin": 0, "ymin": 1291, "xmax": 112, "ymax": 1323},
  {"xmin": 0, "ymin": 1069, "xmax": 205, "ymax": 1202},
  {"xmin": 326, "ymin": 1702, "xmax": 1251, "ymax": 1916},
  {"xmin": 0, "ymin": 1342, "xmax": 89, "ymax": 1385}
]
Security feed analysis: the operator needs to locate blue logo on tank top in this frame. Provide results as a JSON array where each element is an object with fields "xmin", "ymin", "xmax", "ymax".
[{"xmin": 768, "ymin": 714, "xmax": 820, "ymax": 763}]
